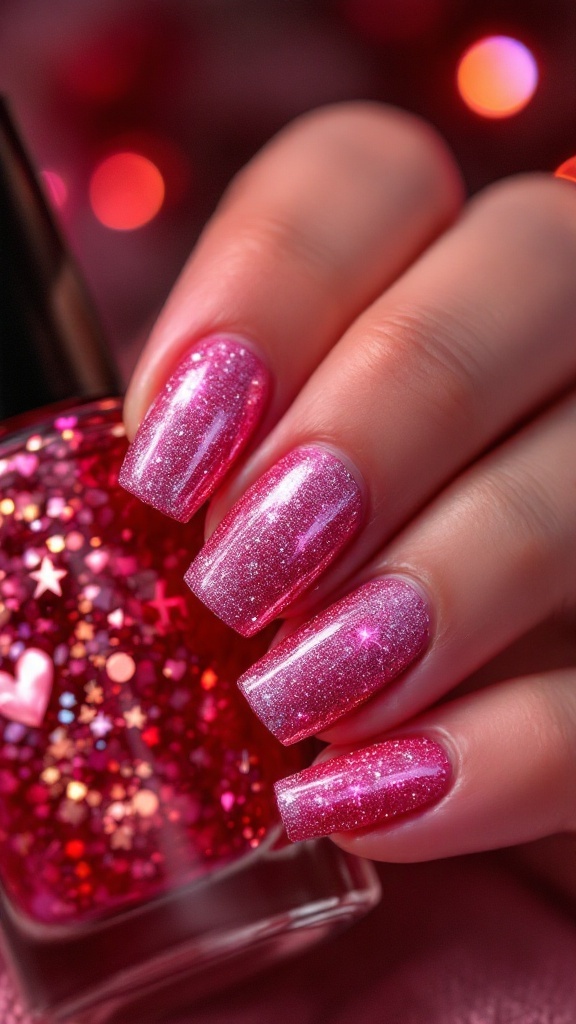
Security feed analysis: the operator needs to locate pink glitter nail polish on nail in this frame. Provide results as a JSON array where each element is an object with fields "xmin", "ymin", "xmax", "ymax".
[
  {"xmin": 238, "ymin": 577, "xmax": 430, "ymax": 744},
  {"xmin": 275, "ymin": 737, "xmax": 452, "ymax": 843},
  {"xmin": 185, "ymin": 446, "xmax": 364, "ymax": 636},
  {"xmin": 119, "ymin": 336, "xmax": 270, "ymax": 522}
]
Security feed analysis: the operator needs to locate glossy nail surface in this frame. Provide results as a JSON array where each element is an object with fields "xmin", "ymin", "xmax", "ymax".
[
  {"xmin": 185, "ymin": 446, "xmax": 363, "ymax": 636},
  {"xmin": 238, "ymin": 577, "xmax": 430, "ymax": 744},
  {"xmin": 119, "ymin": 336, "xmax": 269, "ymax": 522},
  {"xmin": 275, "ymin": 737, "xmax": 451, "ymax": 842}
]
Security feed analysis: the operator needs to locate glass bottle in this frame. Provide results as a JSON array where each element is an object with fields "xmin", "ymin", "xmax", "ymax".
[{"xmin": 0, "ymin": 101, "xmax": 380, "ymax": 1023}]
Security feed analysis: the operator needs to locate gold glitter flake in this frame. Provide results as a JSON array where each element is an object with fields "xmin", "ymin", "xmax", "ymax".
[
  {"xmin": 66, "ymin": 781, "xmax": 88, "ymax": 801},
  {"xmin": 0, "ymin": 499, "xmax": 14, "ymax": 515},
  {"xmin": 46, "ymin": 535, "xmax": 65, "ymax": 554},
  {"xmin": 78, "ymin": 705, "xmax": 96, "ymax": 724},
  {"xmin": 75, "ymin": 621, "xmax": 94, "ymax": 641},
  {"xmin": 110, "ymin": 826, "xmax": 133, "ymax": 850},
  {"xmin": 48, "ymin": 737, "xmax": 74, "ymax": 760},
  {"xmin": 123, "ymin": 705, "xmax": 146, "ymax": 730},
  {"xmin": 132, "ymin": 790, "xmax": 159, "ymax": 817},
  {"xmin": 23, "ymin": 504, "xmax": 41, "ymax": 523},
  {"xmin": 85, "ymin": 682, "xmax": 104, "ymax": 704},
  {"xmin": 41, "ymin": 767, "xmax": 60, "ymax": 784}
]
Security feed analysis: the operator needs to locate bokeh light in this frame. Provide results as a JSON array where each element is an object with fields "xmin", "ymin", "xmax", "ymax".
[
  {"xmin": 457, "ymin": 36, "xmax": 538, "ymax": 119},
  {"xmin": 89, "ymin": 152, "xmax": 165, "ymax": 230},
  {"xmin": 554, "ymin": 156, "xmax": 576, "ymax": 184},
  {"xmin": 40, "ymin": 170, "xmax": 68, "ymax": 209}
]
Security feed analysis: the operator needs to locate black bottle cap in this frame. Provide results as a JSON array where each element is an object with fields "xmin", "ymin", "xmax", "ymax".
[{"xmin": 0, "ymin": 98, "xmax": 121, "ymax": 420}]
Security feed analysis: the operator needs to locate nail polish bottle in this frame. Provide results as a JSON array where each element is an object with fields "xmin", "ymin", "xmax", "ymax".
[{"xmin": 0, "ymin": 103, "xmax": 380, "ymax": 1023}]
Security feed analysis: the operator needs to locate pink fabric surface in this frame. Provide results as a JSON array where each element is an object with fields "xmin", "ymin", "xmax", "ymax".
[
  {"xmin": 179, "ymin": 855, "xmax": 576, "ymax": 1024},
  {"xmin": 2, "ymin": 854, "xmax": 575, "ymax": 1023}
]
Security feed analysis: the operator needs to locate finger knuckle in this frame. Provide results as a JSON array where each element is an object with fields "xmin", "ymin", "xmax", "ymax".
[
  {"xmin": 469, "ymin": 463, "xmax": 568, "ymax": 601},
  {"xmin": 358, "ymin": 305, "xmax": 484, "ymax": 436},
  {"xmin": 518, "ymin": 677, "xmax": 576, "ymax": 832}
]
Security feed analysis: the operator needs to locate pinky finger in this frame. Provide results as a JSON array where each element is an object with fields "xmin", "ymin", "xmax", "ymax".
[{"xmin": 275, "ymin": 667, "xmax": 576, "ymax": 859}]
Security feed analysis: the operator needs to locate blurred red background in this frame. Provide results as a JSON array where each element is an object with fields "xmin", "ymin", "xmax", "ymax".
[{"xmin": 1, "ymin": 0, "xmax": 575, "ymax": 378}]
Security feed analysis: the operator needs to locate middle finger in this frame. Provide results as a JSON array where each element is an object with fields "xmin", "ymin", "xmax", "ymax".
[{"xmin": 188, "ymin": 176, "xmax": 576, "ymax": 634}]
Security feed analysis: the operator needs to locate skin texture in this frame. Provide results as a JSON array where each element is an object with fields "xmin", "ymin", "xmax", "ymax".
[{"xmin": 121, "ymin": 103, "xmax": 576, "ymax": 880}]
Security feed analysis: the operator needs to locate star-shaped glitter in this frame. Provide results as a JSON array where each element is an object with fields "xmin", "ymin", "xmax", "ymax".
[
  {"xmin": 90, "ymin": 713, "xmax": 113, "ymax": 738},
  {"xmin": 123, "ymin": 705, "xmax": 146, "ymax": 730},
  {"xmin": 48, "ymin": 736, "xmax": 75, "ymax": 760},
  {"xmin": 148, "ymin": 580, "xmax": 187, "ymax": 632},
  {"xmin": 110, "ymin": 825, "xmax": 133, "ymax": 850},
  {"xmin": 84, "ymin": 682, "xmax": 104, "ymax": 705},
  {"xmin": 30, "ymin": 556, "xmax": 67, "ymax": 598}
]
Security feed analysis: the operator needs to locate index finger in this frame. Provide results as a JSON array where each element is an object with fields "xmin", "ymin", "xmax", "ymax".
[{"xmin": 120, "ymin": 103, "xmax": 462, "ymax": 522}]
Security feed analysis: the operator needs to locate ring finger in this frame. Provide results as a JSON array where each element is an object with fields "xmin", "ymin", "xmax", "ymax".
[
  {"xmin": 236, "ymin": 388, "xmax": 576, "ymax": 745},
  {"xmin": 188, "ymin": 176, "xmax": 576, "ymax": 635}
]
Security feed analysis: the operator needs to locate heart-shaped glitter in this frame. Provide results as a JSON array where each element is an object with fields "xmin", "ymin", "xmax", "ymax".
[
  {"xmin": 0, "ymin": 649, "xmax": 53, "ymax": 728},
  {"xmin": 12, "ymin": 454, "xmax": 38, "ymax": 478}
]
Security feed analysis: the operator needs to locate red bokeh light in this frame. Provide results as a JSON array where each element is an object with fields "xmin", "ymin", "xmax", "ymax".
[
  {"xmin": 89, "ymin": 152, "xmax": 165, "ymax": 231},
  {"xmin": 555, "ymin": 157, "xmax": 576, "ymax": 184}
]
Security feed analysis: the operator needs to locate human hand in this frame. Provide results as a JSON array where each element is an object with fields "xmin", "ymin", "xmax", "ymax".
[{"xmin": 120, "ymin": 103, "xmax": 576, "ymax": 864}]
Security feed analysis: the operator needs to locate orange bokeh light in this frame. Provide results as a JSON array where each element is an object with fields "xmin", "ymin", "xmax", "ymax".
[
  {"xmin": 555, "ymin": 157, "xmax": 576, "ymax": 184},
  {"xmin": 90, "ymin": 152, "xmax": 165, "ymax": 230},
  {"xmin": 457, "ymin": 36, "xmax": 538, "ymax": 119}
]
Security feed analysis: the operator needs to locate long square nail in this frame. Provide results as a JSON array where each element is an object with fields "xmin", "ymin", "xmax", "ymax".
[
  {"xmin": 275, "ymin": 737, "xmax": 451, "ymax": 842},
  {"xmin": 238, "ymin": 577, "xmax": 430, "ymax": 744},
  {"xmin": 185, "ymin": 446, "xmax": 363, "ymax": 635},
  {"xmin": 119, "ymin": 336, "xmax": 270, "ymax": 522}
]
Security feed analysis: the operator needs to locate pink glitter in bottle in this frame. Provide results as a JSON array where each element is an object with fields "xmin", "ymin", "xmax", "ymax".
[{"xmin": 0, "ymin": 103, "xmax": 380, "ymax": 1024}]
